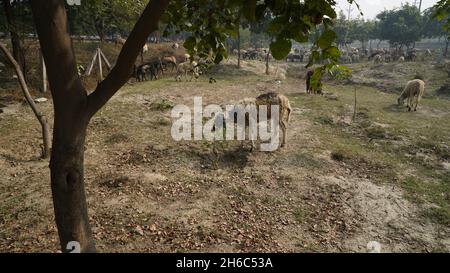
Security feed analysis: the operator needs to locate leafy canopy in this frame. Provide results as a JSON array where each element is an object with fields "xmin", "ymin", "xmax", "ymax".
[{"xmin": 163, "ymin": 0, "xmax": 356, "ymax": 86}]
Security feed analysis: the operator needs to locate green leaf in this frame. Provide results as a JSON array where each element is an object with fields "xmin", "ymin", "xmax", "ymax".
[
  {"xmin": 323, "ymin": 46, "xmax": 341, "ymax": 60},
  {"xmin": 317, "ymin": 29, "xmax": 337, "ymax": 49},
  {"xmin": 268, "ymin": 17, "xmax": 285, "ymax": 34},
  {"xmin": 270, "ymin": 38, "xmax": 292, "ymax": 60},
  {"xmin": 184, "ymin": 36, "xmax": 197, "ymax": 51}
]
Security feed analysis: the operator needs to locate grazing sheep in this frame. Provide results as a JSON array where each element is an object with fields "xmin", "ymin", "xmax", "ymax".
[
  {"xmin": 384, "ymin": 54, "xmax": 392, "ymax": 62},
  {"xmin": 142, "ymin": 44, "xmax": 149, "ymax": 54},
  {"xmin": 217, "ymin": 92, "xmax": 292, "ymax": 150},
  {"xmin": 373, "ymin": 54, "xmax": 383, "ymax": 64},
  {"xmin": 255, "ymin": 92, "xmax": 292, "ymax": 148},
  {"xmin": 115, "ymin": 37, "xmax": 126, "ymax": 46},
  {"xmin": 351, "ymin": 53, "xmax": 360, "ymax": 63},
  {"xmin": 398, "ymin": 79, "xmax": 425, "ymax": 112},
  {"xmin": 398, "ymin": 56, "xmax": 405, "ymax": 62},
  {"xmin": 134, "ymin": 59, "xmax": 162, "ymax": 82},
  {"xmin": 286, "ymin": 53, "xmax": 302, "ymax": 62},
  {"xmin": 175, "ymin": 61, "xmax": 199, "ymax": 82},
  {"xmin": 172, "ymin": 43, "xmax": 179, "ymax": 50},
  {"xmin": 406, "ymin": 51, "xmax": 417, "ymax": 62},
  {"xmin": 161, "ymin": 56, "xmax": 177, "ymax": 71}
]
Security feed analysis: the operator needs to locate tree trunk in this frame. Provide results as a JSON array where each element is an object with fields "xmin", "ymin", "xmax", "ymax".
[
  {"xmin": 3, "ymin": 0, "xmax": 27, "ymax": 82},
  {"xmin": 237, "ymin": 27, "xmax": 241, "ymax": 68},
  {"xmin": 30, "ymin": 0, "xmax": 170, "ymax": 252},
  {"xmin": 95, "ymin": 18, "xmax": 105, "ymax": 43},
  {"xmin": 265, "ymin": 49, "xmax": 270, "ymax": 75},
  {"xmin": 50, "ymin": 116, "xmax": 95, "ymax": 252}
]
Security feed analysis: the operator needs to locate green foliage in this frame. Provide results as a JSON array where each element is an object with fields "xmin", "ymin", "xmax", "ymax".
[
  {"xmin": 431, "ymin": 0, "xmax": 450, "ymax": 39},
  {"xmin": 0, "ymin": 1, "xmax": 35, "ymax": 38},
  {"xmin": 163, "ymin": 0, "xmax": 356, "ymax": 68},
  {"xmin": 376, "ymin": 4, "xmax": 423, "ymax": 47},
  {"xmin": 67, "ymin": 0, "xmax": 149, "ymax": 38}
]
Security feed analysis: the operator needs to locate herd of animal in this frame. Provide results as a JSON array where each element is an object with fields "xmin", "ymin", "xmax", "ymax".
[
  {"xmin": 114, "ymin": 39, "xmax": 427, "ymax": 150},
  {"xmin": 234, "ymin": 48, "xmax": 273, "ymax": 61},
  {"xmin": 111, "ymin": 37, "xmax": 202, "ymax": 83},
  {"xmin": 284, "ymin": 47, "xmax": 435, "ymax": 64}
]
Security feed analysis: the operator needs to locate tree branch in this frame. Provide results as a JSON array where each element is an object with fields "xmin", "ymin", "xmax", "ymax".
[
  {"xmin": 86, "ymin": 0, "xmax": 170, "ymax": 118},
  {"xmin": 0, "ymin": 43, "xmax": 51, "ymax": 158},
  {"xmin": 30, "ymin": 0, "xmax": 88, "ymax": 114}
]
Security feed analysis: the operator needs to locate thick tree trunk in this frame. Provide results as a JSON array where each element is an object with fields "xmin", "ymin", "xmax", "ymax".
[
  {"xmin": 3, "ymin": 0, "xmax": 27, "ymax": 82},
  {"xmin": 50, "ymin": 115, "xmax": 95, "ymax": 252},
  {"xmin": 30, "ymin": 0, "xmax": 170, "ymax": 252},
  {"xmin": 95, "ymin": 18, "xmax": 105, "ymax": 43}
]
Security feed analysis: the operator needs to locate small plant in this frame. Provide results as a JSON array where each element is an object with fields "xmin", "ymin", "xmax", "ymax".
[
  {"xmin": 315, "ymin": 116, "xmax": 334, "ymax": 126},
  {"xmin": 105, "ymin": 132, "xmax": 129, "ymax": 144},
  {"xmin": 331, "ymin": 151, "xmax": 346, "ymax": 161},
  {"xmin": 365, "ymin": 126, "xmax": 387, "ymax": 139},
  {"xmin": 293, "ymin": 208, "xmax": 305, "ymax": 223},
  {"xmin": 149, "ymin": 98, "xmax": 175, "ymax": 111}
]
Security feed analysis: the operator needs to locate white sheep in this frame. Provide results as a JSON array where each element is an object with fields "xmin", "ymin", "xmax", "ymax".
[
  {"xmin": 398, "ymin": 79, "xmax": 425, "ymax": 111},
  {"xmin": 374, "ymin": 54, "xmax": 383, "ymax": 64},
  {"xmin": 216, "ymin": 92, "xmax": 292, "ymax": 150},
  {"xmin": 142, "ymin": 44, "xmax": 149, "ymax": 54},
  {"xmin": 398, "ymin": 56, "xmax": 405, "ymax": 62}
]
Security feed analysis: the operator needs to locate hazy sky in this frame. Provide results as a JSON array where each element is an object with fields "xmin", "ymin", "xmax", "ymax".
[{"xmin": 336, "ymin": 0, "xmax": 439, "ymax": 20}]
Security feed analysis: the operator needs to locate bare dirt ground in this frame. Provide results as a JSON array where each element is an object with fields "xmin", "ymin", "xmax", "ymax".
[{"xmin": 1, "ymin": 47, "xmax": 449, "ymax": 252}]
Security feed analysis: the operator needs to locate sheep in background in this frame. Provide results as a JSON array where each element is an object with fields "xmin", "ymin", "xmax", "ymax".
[
  {"xmin": 398, "ymin": 79, "xmax": 425, "ymax": 112},
  {"xmin": 161, "ymin": 56, "xmax": 177, "ymax": 71},
  {"xmin": 374, "ymin": 54, "xmax": 383, "ymax": 64},
  {"xmin": 398, "ymin": 56, "xmax": 405, "ymax": 62},
  {"xmin": 115, "ymin": 37, "xmax": 126, "ymax": 46},
  {"xmin": 175, "ymin": 61, "xmax": 199, "ymax": 82}
]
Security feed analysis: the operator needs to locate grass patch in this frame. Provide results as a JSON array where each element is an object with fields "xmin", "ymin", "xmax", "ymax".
[
  {"xmin": 315, "ymin": 116, "xmax": 334, "ymax": 126},
  {"xmin": 365, "ymin": 126, "xmax": 388, "ymax": 139},
  {"xmin": 401, "ymin": 176, "xmax": 450, "ymax": 225},
  {"xmin": 331, "ymin": 150, "xmax": 349, "ymax": 162},
  {"xmin": 293, "ymin": 208, "xmax": 306, "ymax": 223},
  {"xmin": 149, "ymin": 98, "xmax": 175, "ymax": 111},
  {"xmin": 105, "ymin": 132, "xmax": 130, "ymax": 144}
]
